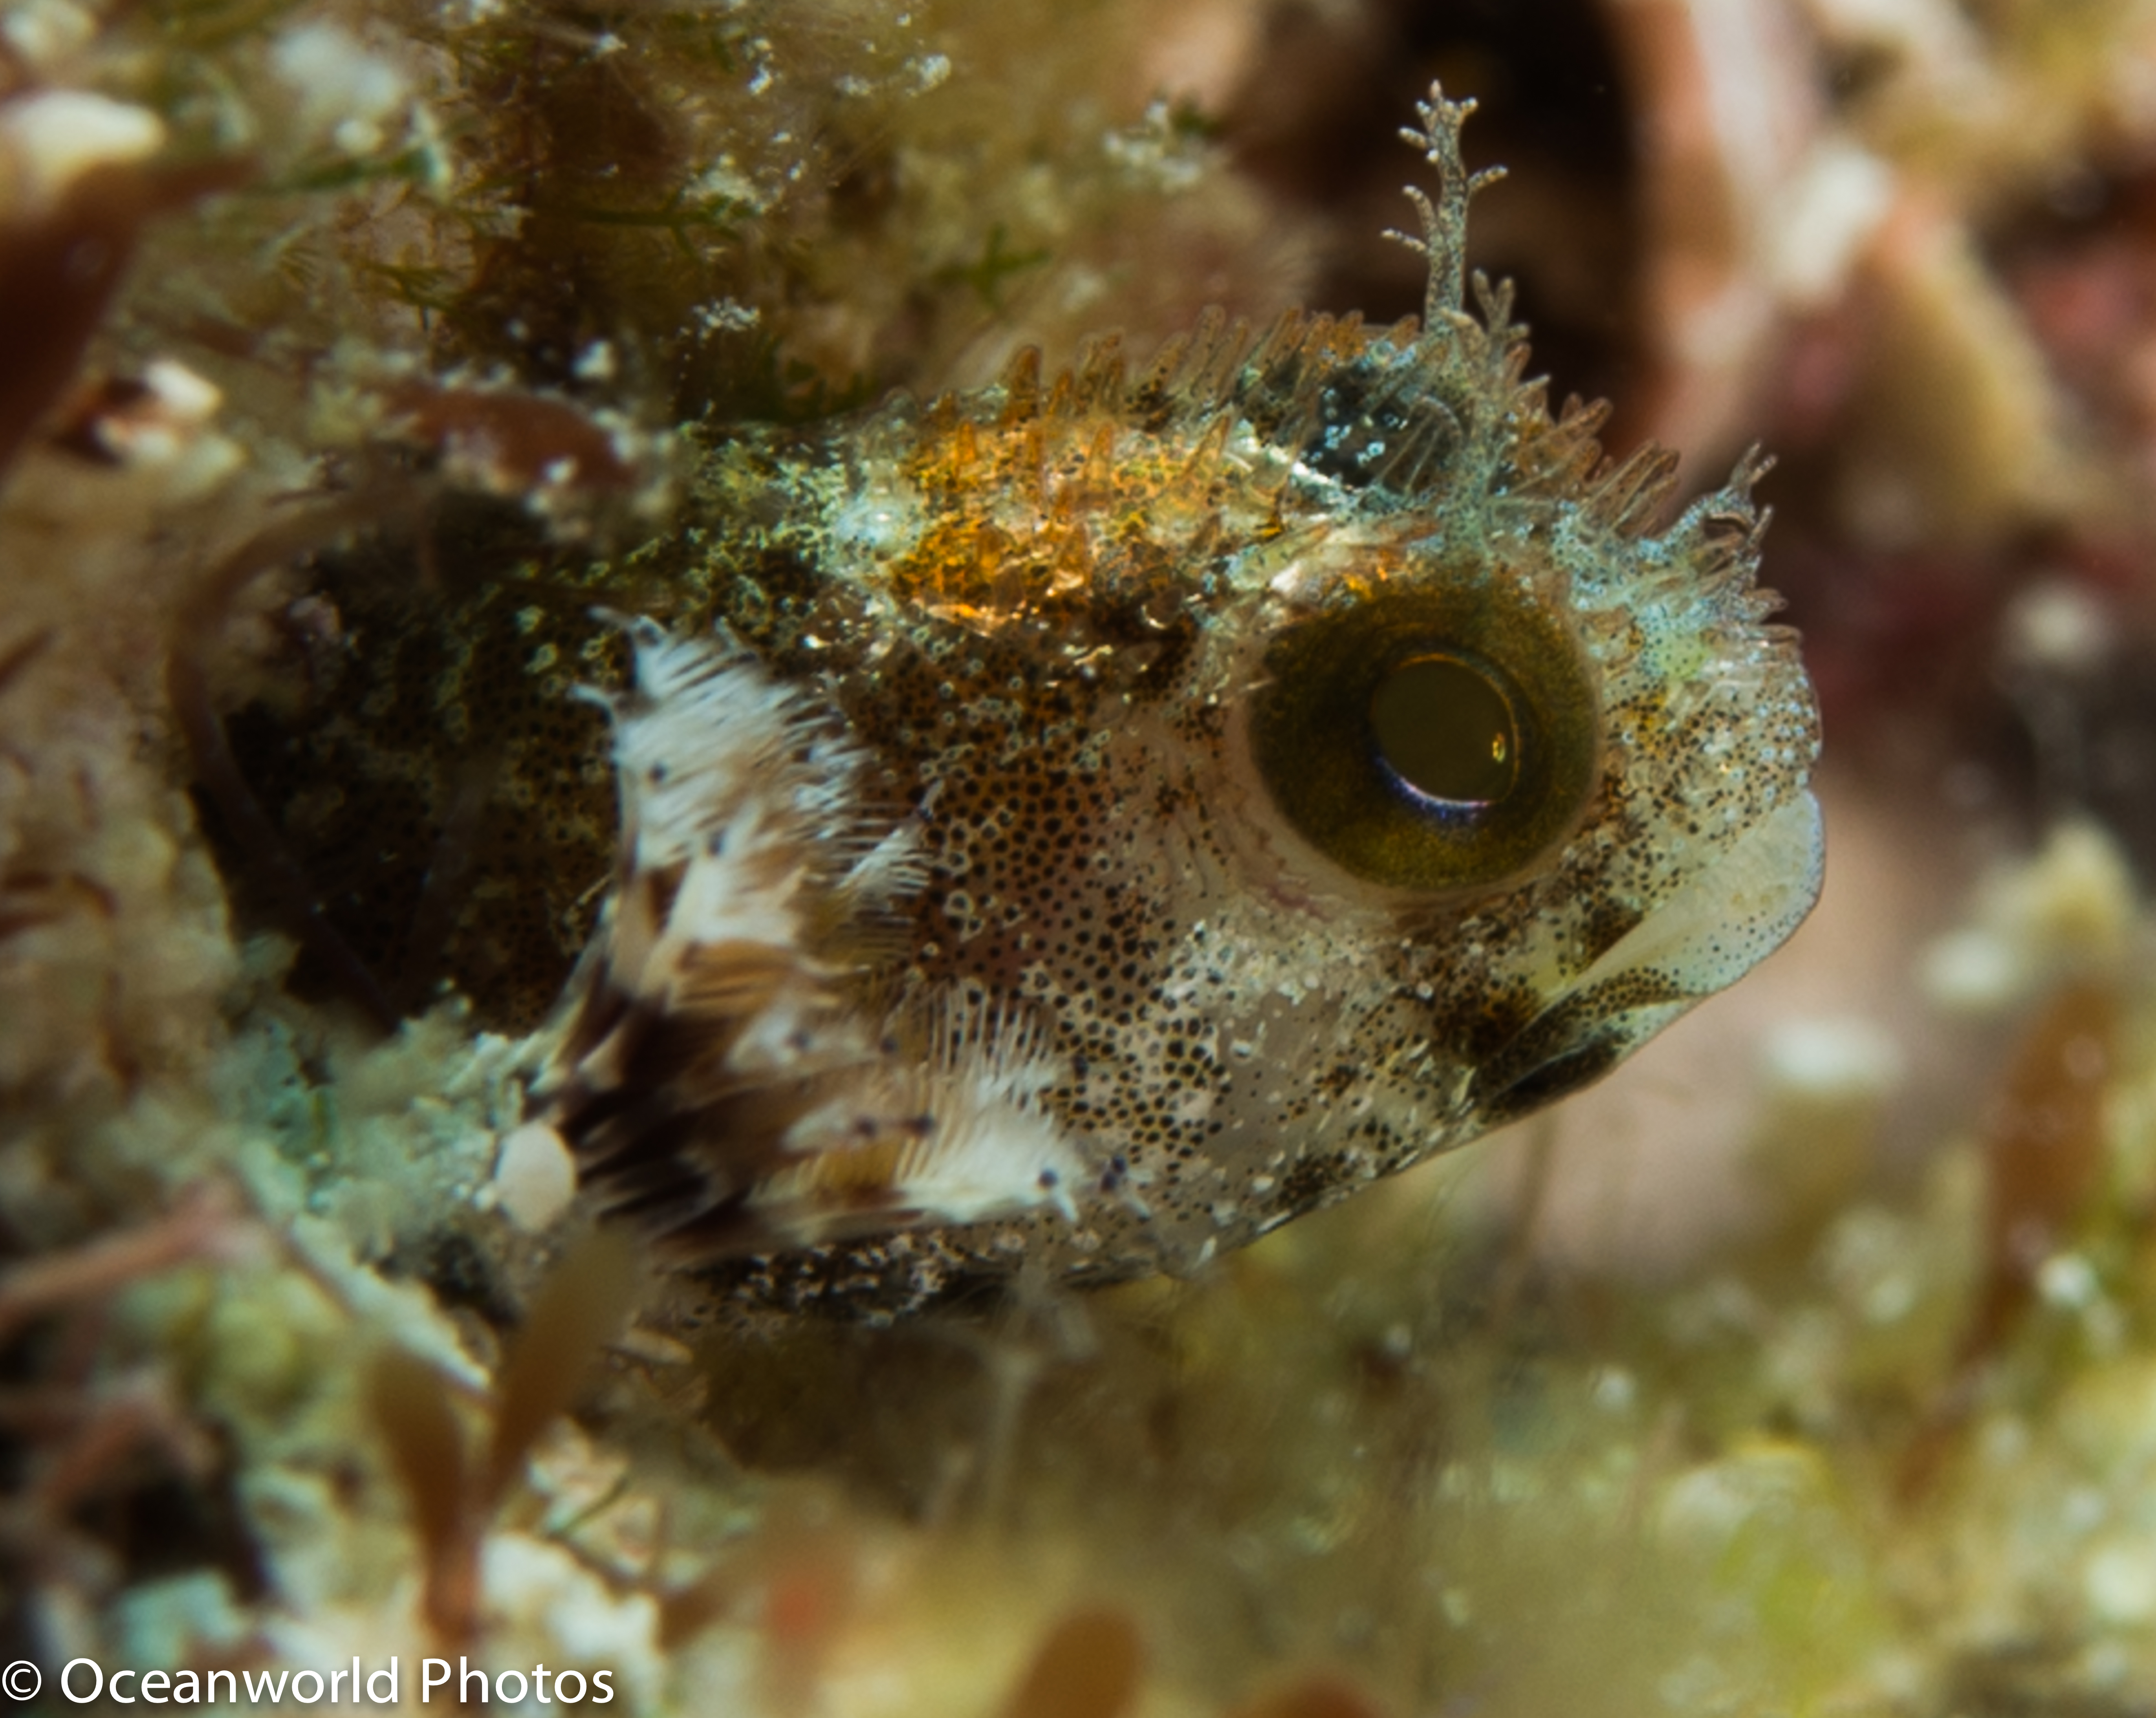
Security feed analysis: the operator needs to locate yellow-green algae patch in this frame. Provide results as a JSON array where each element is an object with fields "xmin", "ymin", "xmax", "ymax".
[{"xmin": 15, "ymin": 841, "xmax": 2156, "ymax": 1718}]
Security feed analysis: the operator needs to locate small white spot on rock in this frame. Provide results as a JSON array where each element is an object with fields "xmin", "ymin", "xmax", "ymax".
[
  {"xmin": 271, "ymin": 22, "xmax": 410, "ymax": 157},
  {"xmin": 491, "ymin": 1122, "xmax": 578, "ymax": 1232}
]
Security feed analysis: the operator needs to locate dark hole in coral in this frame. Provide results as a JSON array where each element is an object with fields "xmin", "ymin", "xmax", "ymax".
[
  {"xmin": 70, "ymin": 1437, "xmax": 270, "ymax": 1601},
  {"xmin": 194, "ymin": 495, "xmax": 621, "ymax": 1031}
]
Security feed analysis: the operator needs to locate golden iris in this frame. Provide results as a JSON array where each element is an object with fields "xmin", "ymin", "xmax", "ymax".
[{"xmin": 1250, "ymin": 577, "xmax": 1599, "ymax": 892}]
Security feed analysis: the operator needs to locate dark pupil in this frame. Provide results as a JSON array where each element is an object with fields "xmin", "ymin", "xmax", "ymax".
[{"xmin": 1369, "ymin": 654, "xmax": 1518, "ymax": 806}]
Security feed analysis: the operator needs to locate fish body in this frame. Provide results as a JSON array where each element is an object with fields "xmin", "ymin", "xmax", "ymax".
[{"xmin": 507, "ymin": 89, "xmax": 1824, "ymax": 1316}]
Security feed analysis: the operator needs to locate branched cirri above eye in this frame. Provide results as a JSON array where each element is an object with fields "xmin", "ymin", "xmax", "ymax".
[{"xmin": 1249, "ymin": 578, "xmax": 1601, "ymax": 894}]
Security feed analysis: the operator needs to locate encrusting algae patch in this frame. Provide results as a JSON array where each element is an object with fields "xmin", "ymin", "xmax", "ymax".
[{"xmin": 13, "ymin": 4, "xmax": 2156, "ymax": 1716}]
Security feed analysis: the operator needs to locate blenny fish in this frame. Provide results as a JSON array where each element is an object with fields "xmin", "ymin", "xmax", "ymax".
[{"xmin": 249, "ymin": 88, "xmax": 1823, "ymax": 1317}]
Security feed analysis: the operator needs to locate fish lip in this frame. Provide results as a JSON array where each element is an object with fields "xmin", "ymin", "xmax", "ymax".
[
  {"xmin": 1470, "ymin": 1033, "xmax": 1630, "ymax": 1124},
  {"xmin": 1460, "ymin": 788, "xmax": 1827, "ymax": 1124}
]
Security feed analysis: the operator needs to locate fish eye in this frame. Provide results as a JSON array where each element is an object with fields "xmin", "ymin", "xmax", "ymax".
[
  {"xmin": 1369, "ymin": 653, "xmax": 1518, "ymax": 807},
  {"xmin": 1249, "ymin": 581, "xmax": 1600, "ymax": 892}
]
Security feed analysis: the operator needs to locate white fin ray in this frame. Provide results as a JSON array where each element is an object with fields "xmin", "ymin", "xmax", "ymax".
[{"xmin": 524, "ymin": 619, "xmax": 1086, "ymax": 1259}]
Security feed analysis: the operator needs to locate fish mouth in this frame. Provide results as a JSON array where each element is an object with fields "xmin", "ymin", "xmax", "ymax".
[
  {"xmin": 1471, "ymin": 1025, "xmax": 1636, "ymax": 1127},
  {"xmin": 1465, "ymin": 791, "xmax": 1826, "ymax": 1123}
]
